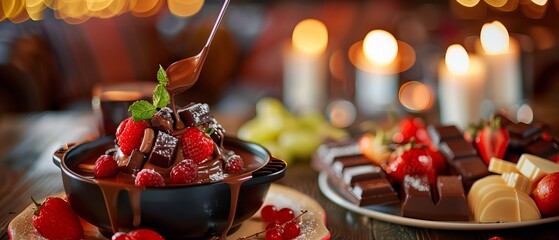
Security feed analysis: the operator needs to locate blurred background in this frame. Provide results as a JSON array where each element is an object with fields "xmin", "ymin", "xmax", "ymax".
[{"xmin": 1, "ymin": 0, "xmax": 559, "ymax": 134}]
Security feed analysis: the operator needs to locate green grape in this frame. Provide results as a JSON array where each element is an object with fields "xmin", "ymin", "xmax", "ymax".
[
  {"xmin": 261, "ymin": 141, "xmax": 294, "ymax": 165},
  {"xmin": 297, "ymin": 111, "xmax": 328, "ymax": 130},
  {"xmin": 278, "ymin": 129, "xmax": 322, "ymax": 161},
  {"xmin": 237, "ymin": 119, "xmax": 278, "ymax": 144},
  {"xmin": 255, "ymin": 97, "xmax": 290, "ymax": 119},
  {"xmin": 318, "ymin": 124, "xmax": 350, "ymax": 141}
]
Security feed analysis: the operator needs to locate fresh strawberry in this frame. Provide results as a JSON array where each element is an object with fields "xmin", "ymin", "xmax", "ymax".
[
  {"xmin": 224, "ymin": 154, "xmax": 244, "ymax": 174},
  {"xmin": 32, "ymin": 197, "xmax": 84, "ymax": 240},
  {"xmin": 127, "ymin": 229, "xmax": 165, "ymax": 240},
  {"xmin": 385, "ymin": 142, "xmax": 436, "ymax": 185},
  {"xmin": 475, "ymin": 116, "xmax": 509, "ymax": 165},
  {"xmin": 426, "ymin": 146, "xmax": 447, "ymax": 175},
  {"xmin": 464, "ymin": 120, "xmax": 484, "ymax": 143},
  {"xmin": 135, "ymin": 169, "xmax": 165, "ymax": 187},
  {"xmin": 94, "ymin": 155, "xmax": 118, "ymax": 178},
  {"xmin": 111, "ymin": 229, "xmax": 165, "ymax": 240},
  {"xmin": 393, "ymin": 117, "xmax": 431, "ymax": 145},
  {"xmin": 180, "ymin": 127, "xmax": 215, "ymax": 164},
  {"xmin": 116, "ymin": 117, "xmax": 148, "ymax": 155},
  {"xmin": 170, "ymin": 159, "xmax": 198, "ymax": 184}
]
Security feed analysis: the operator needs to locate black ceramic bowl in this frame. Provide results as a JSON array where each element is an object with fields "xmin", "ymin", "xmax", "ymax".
[{"xmin": 52, "ymin": 136, "xmax": 286, "ymax": 239}]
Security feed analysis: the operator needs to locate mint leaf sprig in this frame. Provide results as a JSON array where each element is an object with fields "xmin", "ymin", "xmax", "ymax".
[{"xmin": 129, "ymin": 65, "xmax": 170, "ymax": 121}]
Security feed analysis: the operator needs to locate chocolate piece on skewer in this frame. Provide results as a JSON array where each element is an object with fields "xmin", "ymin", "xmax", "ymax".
[
  {"xmin": 148, "ymin": 131, "xmax": 179, "ymax": 168},
  {"xmin": 427, "ymin": 125, "xmax": 463, "ymax": 145},
  {"xmin": 125, "ymin": 150, "xmax": 147, "ymax": 174}
]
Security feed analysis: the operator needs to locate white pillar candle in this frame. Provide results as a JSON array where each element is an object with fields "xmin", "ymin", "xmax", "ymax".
[
  {"xmin": 439, "ymin": 44, "xmax": 487, "ymax": 130},
  {"xmin": 283, "ymin": 19, "xmax": 328, "ymax": 113},
  {"xmin": 477, "ymin": 21, "xmax": 522, "ymax": 109},
  {"xmin": 355, "ymin": 30, "xmax": 399, "ymax": 116}
]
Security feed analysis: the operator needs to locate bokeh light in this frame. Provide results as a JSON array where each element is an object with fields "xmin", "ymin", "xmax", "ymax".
[
  {"xmin": 292, "ymin": 19, "xmax": 328, "ymax": 56},
  {"xmin": 456, "ymin": 0, "xmax": 481, "ymax": 7},
  {"xmin": 326, "ymin": 100, "xmax": 356, "ymax": 128},
  {"xmin": 0, "ymin": 0, "xmax": 202, "ymax": 23},
  {"xmin": 168, "ymin": 0, "xmax": 204, "ymax": 18},
  {"xmin": 398, "ymin": 81, "xmax": 434, "ymax": 112},
  {"xmin": 363, "ymin": 30, "xmax": 398, "ymax": 66},
  {"xmin": 517, "ymin": 103, "xmax": 534, "ymax": 124}
]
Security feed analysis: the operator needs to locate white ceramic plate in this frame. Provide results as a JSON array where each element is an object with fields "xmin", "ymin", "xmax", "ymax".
[
  {"xmin": 318, "ymin": 172, "xmax": 559, "ymax": 230},
  {"xmin": 8, "ymin": 183, "xmax": 330, "ymax": 240}
]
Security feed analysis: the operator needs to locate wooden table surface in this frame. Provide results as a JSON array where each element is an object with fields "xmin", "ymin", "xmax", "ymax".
[{"xmin": 1, "ymin": 111, "xmax": 559, "ymax": 240}]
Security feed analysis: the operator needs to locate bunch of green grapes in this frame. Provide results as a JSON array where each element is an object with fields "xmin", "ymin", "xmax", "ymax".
[{"xmin": 237, "ymin": 97, "xmax": 348, "ymax": 165}]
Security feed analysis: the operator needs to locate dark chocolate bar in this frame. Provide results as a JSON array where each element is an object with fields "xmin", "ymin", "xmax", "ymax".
[
  {"xmin": 451, "ymin": 156, "xmax": 489, "ymax": 189},
  {"xmin": 401, "ymin": 175, "xmax": 470, "ymax": 221},
  {"xmin": 148, "ymin": 131, "xmax": 179, "ymax": 168},
  {"xmin": 439, "ymin": 138, "xmax": 477, "ymax": 161},
  {"xmin": 507, "ymin": 122, "xmax": 542, "ymax": 149},
  {"xmin": 351, "ymin": 178, "xmax": 399, "ymax": 206},
  {"xmin": 342, "ymin": 164, "xmax": 384, "ymax": 186},
  {"xmin": 427, "ymin": 125, "xmax": 462, "ymax": 144},
  {"xmin": 525, "ymin": 139, "xmax": 559, "ymax": 159},
  {"xmin": 331, "ymin": 155, "xmax": 371, "ymax": 176}
]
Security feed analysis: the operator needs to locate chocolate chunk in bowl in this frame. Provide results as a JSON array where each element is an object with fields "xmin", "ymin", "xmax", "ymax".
[{"xmin": 52, "ymin": 136, "xmax": 286, "ymax": 239}]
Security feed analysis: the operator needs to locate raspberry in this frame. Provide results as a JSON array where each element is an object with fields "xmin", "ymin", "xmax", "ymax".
[
  {"xmin": 225, "ymin": 154, "xmax": 244, "ymax": 174},
  {"xmin": 135, "ymin": 169, "xmax": 165, "ymax": 187},
  {"xmin": 116, "ymin": 117, "xmax": 148, "ymax": 155},
  {"xmin": 180, "ymin": 127, "xmax": 215, "ymax": 164},
  {"xmin": 170, "ymin": 159, "xmax": 198, "ymax": 184},
  {"xmin": 94, "ymin": 155, "xmax": 119, "ymax": 178}
]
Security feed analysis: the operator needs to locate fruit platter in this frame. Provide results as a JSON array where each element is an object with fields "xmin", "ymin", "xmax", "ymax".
[{"xmin": 312, "ymin": 115, "xmax": 559, "ymax": 230}]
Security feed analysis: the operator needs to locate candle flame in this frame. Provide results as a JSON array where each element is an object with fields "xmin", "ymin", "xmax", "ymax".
[
  {"xmin": 445, "ymin": 44, "xmax": 470, "ymax": 75},
  {"xmin": 484, "ymin": 0, "xmax": 507, "ymax": 7},
  {"xmin": 363, "ymin": 30, "xmax": 398, "ymax": 66},
  {"xmin": 480, "ymin": 21, "xmax": 510, "ymax": 55},
  {"xmin": 531, "ymin": 0, "xmax": 547, "ymax": 6},
  {"xmin": 292, "ymin": 19, "xmax": 328, "ymax": 56}
]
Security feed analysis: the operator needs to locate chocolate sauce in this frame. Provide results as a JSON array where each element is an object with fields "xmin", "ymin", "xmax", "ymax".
[{"xmin": 74, "ymin": 144, "xmax": 261, "ymax": 238}]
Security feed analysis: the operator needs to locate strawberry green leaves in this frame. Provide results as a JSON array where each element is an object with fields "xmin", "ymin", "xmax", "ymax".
[{"xmin": 129, "ymin": 65, "xmax": 170, "ymax": 121}]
